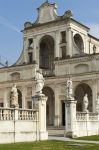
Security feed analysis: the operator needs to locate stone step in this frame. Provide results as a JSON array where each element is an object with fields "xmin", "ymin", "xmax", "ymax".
[{"xmin": 47, "ymin": 126, "xmax": 65, "ymax": 136}]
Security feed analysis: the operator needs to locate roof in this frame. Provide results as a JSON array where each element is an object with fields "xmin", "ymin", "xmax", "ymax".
[{"xmin": 88, "ymin": 34, "xmax": 99, "ymax": 42}]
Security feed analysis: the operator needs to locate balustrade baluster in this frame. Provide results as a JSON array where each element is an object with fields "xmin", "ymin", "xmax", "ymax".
[{"xmin": 0, "ymin": 108, "xmax": 38, "ymax": 121}]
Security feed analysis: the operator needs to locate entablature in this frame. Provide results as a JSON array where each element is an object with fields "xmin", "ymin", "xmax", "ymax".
[{"xmin": 54, "ymin": 53, "xmax": 99, "ymax": 65}]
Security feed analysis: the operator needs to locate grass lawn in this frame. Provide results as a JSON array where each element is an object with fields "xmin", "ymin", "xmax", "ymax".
[
  {"xmin": 0, "ymin": 140, "xmax": 99, "ymax": 150},
  {"xmin": 76, "ymin": 135, "xmax": 99, "ymax": 141}
]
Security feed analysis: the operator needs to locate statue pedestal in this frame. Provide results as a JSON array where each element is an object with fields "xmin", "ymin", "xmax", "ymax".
[
  {"xmin": 64, "ymin": 98, "xmax": 77, "ymax": 138},
  {"xmin": 32, "ymin": 94, "xmax": 48, "ymax": 140}
]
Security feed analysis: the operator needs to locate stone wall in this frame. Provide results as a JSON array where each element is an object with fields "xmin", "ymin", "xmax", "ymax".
[
  {"xmin": 65, "ymin": 99, "xmax": 99, "ymax": 138},
  {"xmin": 76, "ymin": 112, "xmax": 99, "ymax": 137},
  {"xmin": 0, "ymin": 106, "xmax": 48, "ymax": 143}
]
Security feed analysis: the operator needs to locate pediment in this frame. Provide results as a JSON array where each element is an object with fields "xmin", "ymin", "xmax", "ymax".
[{"xmin": 10, "ymin": 72, "xmax": 20, "ymax": 80}]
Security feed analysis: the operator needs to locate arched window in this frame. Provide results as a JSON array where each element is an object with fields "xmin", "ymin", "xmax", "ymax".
[
  {"xmin": 74, "ymin": 34, "xmax": 84, "ymax": 53},
  {"xmin": 40, "ymin": 35, "xmax": 54, "ymax": 70}
]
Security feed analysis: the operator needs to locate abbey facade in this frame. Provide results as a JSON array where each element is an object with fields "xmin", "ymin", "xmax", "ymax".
[{"xmin": 0, "ymin": 1, "xmax": 99, "ymax": 127}]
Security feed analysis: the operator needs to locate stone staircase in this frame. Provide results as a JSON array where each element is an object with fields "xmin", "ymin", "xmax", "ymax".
[{"xmin": 47, "ymin": 126, "xmax": 65, "ymax": 137}]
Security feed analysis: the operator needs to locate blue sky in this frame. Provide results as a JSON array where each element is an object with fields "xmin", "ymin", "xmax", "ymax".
[{"xmin": 0, "ymin": 0, "xmax": 99, "ymax": 65}]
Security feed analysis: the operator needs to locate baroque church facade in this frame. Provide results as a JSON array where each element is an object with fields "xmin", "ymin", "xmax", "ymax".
[{"xmin": 0, "ymin": 1, "xmax": 99, "ymax": 127}]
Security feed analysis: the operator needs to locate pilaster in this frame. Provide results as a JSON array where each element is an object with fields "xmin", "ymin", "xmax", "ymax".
[
  {"xmin": 92, "ymin": 79, "xmax": 97, "ymax": 112},
  {"xmin": 22, "ymin": 86, "xmax": 26, "ymax": 109},
  {"xmin": 67, "ymin": 27, "xmax": 73, "ymax": 56},
  {"xmin": 33, "ymin": 36, "xmax": 37, "ymax": 62},
  {"xmin": 23, "ymin": 37, "xmax": 28, "ymax": 63},
  {"xmin": 54, "ymin": 31, "xmax": 60, "ymax": 58},
  {"xmin": 4, "ymin": 88, "xmax": 9, "ymax": 108},
  {"xmin": 54, "ymin": 85, "xmax": 60, "ymax": 126}
]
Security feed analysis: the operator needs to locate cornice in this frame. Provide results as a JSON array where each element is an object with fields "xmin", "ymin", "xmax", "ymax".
[
  {"xmin": 0, "ymin": 78, "xmax": 35, "ymax": 85},
  {"xmin": 23, "ymin": 18, "xmax": 69, "ymax": 33},
  {"xmin": 54, "ymin": 54, "xmax": 99, "ymax": 65},
  {"xmin": 88, "ymin": 34, "xmax": 99, "ymax": 42},
  {"xmin": 0, "ymin": 70, "xmax": 99, "ymax": 86},
  {"xmin": 0, "ymin": 64, "xmax": 37, "ymax": 73},
  {"xmin": 44, "ymin": 71, "xmax": 99, "ymax": 85},
  {"xmin": 23, "ymin": 16, "xmax": 89, "ymax": 33}
]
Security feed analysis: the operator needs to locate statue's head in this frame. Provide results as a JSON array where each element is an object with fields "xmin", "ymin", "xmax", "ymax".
[
  {"xmin": 36, "ymin": 69, "xmax": 42, "ymax": 74},
  {"xmin": 13, "ymin": 84, "xmax": 16, "ymax": 88},
  {"xmin": 97, "ymin": 95, "xmax": 99, "ymax": 99},
  {"xmin": 85, "ymin": 93, "xmax": 88, "ymax": 97}
]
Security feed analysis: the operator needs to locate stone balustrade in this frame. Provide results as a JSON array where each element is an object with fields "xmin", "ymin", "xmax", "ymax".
[
  {"xmin": 75, "ymin": 112, "xmax": 99, "ymax": 137},
  {"xmin": 76, "ymin": 112, "xmax": 99, "ymax": 121},
  {"xmin": 65, "ymin": 98, "xmax": 99, "ymax": 138},
  {"xmin": 76, "ymin": 112, "xmax": 87, "ymax": 121},
  {"xmin": 0, "ymin": 108, "xmax": 14, "ymax": 120},
  {"xmin": 18, "ymin": 109, "xmax": 38, "ymax": 120},
  {"xmin": 0, "ymin": 94, "xmax": 48, "ymax": 143},
  {"xmin": 0, "ymin": 107, "xmax": 38, "ymax": 121},
  {"xmin": 88, "ymin": 113, "xmax": 98, "ymax": 121}
]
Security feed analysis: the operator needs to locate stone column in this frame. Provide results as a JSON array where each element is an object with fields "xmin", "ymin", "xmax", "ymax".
[
  {"xmin": 22, "ymin": 86, "xmax": 26, "ymax": 109},
  {"xmin": 92, "ymin": 79, "xmax": 97, "ymax": 112},
  {"xmin": 54, "ymin": 31, "xmax": 60, "ymax": 59},
  {"xmin": 67, "ymin": 27, "xmax": 73, "ymax": 56},
  {"xmin": 32, "ymin": 94, "xmax": 48, "ymax": 140},
  {"xmin": 4, "ymin": 88, "xmax": 10, "ymax": 108},
  {"xmin": 64, "ymin": 98, "xmax": 77, "ymax": 138},
  {"xmin": 54, "ymin": 85, "xmax": 60, "ymax": 126},
  {"xmin": 23, "ymin": 37, "xmax": 28, "ymax": 63},
  {"xmin": 33, "ymin": 36, "xmax": 37, "ymax": 63}
]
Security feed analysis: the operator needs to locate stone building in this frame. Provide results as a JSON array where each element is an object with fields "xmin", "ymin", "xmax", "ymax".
[{"xmin": 0, "ymin": 1, "xmax": 99, "ymax": 127}]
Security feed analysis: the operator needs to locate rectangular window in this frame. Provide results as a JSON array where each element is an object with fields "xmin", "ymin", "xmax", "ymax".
[
  {"xmin": 0, "ymin": 103, "xmax": 3, "ymax": 107},
  {"xmin": 61, "ymin": 31, "xmax": 66, "ymax": 43},
  {"xmin": 61, "ymin": 46, "xmax": 66, "ymax": 59},
  {"xmin": 28, "ymin": 38, "xmax": 33, "ymax": 48},
  {"xmin": 27, "ymin": 101, "xmax": 32, "ymax": 109},
  {"xmin": 27, "ymin": 87, "xmax": 32, "ymax": 96},
  {"xmin": 28, "ymin": 52, "xmax": 33, "ymax": 63}
]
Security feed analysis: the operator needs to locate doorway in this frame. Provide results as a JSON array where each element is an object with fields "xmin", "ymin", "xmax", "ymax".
[
  {"xmin": 62, "ymin": 101, "xmax": 65, "ymax": 126},
  {"xmin": 43, "ymin": 87, "xmax": 55, "ymax": 126}
]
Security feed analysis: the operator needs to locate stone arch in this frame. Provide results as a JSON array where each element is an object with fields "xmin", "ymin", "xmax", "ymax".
[
  {"xmin": 43, "ymin": 86, "xmax": 55, "ymax": 126},
  {"xmin": 75, "ymin": 83, "xmax": 92, "ymax": 112},
  {"xmin": 74, "ymin": 34, "xmax": 84, "ymax": 53},
  {"xmin": 39, "ymin": 35, "xmax": 54, "ymax": 70}
]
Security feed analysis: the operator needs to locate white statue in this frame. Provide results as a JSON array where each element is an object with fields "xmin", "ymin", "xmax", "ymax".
[
  {"xmin": 83, "ymin": 94, "xmax": 89, "ymax": 112},
  {"xmin": 34, "ymin": 69, "xmax": 44, "ymax": 95},
  {"xmin": 10, "ymin": 84, "xmax": 18, "ymax": 108},
  {"xmin": 96, "ymin": 95, "xmax": 99, "ymax": 113},
  {"xmin": 66, "ymin": 78, "xmax": 73, "ymax": 99}
]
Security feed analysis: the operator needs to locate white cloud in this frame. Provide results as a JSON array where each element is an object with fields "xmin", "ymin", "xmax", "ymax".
[{"xmin": 0, "ymin": 15, "xmax": 20, "ymax": 33}]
